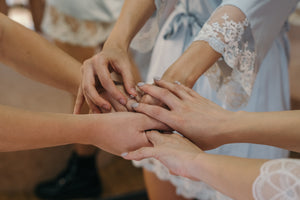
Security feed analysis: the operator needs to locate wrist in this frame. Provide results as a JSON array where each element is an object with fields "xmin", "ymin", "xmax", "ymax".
[
  {"xmin": 220, "ymin": 111, "xmax": 251, "ymax": 144},
  {"xmin": 105, "ymin": 19, "xmax": 136, "ymax": 50},
  {"xmin": 161, "ymin": 68, "xmax": 199, "ymax": 88},
  {"xmin": 104, "ymin": 37, "xmax": 130, "ymax": 52},
  {"xmin": 188, "ymin": 153, "xmax": 215, "ymax": 181},
  {"xmin": 161, "ymin": 41, "xmax": 221, "ymax": 88},
  {"xmin": 70, "ymin": 115, "xmax": 101, "ymax": 146}
]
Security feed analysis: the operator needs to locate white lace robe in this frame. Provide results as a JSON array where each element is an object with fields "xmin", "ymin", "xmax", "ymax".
[
  {"xmin": 42, "ymin": 0, "xmax": 123, "ymax": 46},
  {"xmin": 132, "ymin": 0, "xmax": 299, "ymax": 199},
  {"xmin": 253, "ymin": 159, "xmax": 300, "ymax": 200}
]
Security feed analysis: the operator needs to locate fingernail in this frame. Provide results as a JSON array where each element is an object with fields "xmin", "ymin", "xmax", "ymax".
[
  {"xmin": 174, "ymin": 81, "xmax": 181, "ymax": 85},
  {"xmin": 102, "ymin": 104, "xmax": 110, "ymax": 110},
  {"xmin": 130, "ymin": 88, "xmax": 137, "ymax": 94},
  {"xmin": 129, "ymin": 94, "xmax": 135, "ymax": 99},
  {"xmin": 131, "ymin": 102, "xmax": 139, "ymax": 108},
  {"xmin": 137, "ymin": 82, "xmax": 145, "ymax": 87},
  {"xmin": 121, "ymin": 152, "xmax": 128, "ymax": 157},
  {"xmin": 119, "ymin": 98, "xmax": 126, "ymax": 105},
  {"xmin": 173, "ymin": 131, "xmax": 183, "ymax": 137},
  {"xmin": 153, "ymin": 76, "xmax": 161, "ymax": 81}
]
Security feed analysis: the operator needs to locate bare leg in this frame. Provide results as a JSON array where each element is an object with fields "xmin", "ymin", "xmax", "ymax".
[
  {"xmin": 28, "ymin": 0, "xmax": 45, "ymax": 32},
  {"xmin": 0, "ymin": 0, "xmax": 8, "ymax": 15},
  {"xmin": 143, "ymin": 169, "xmax": 189, "ymax": 200}
]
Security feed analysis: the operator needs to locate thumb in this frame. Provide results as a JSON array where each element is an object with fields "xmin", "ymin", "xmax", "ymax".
[
  {"xmin": 73, "ymin": 87, "xmax": 84, "ymax": 114},
  {"xmin": 140, "ymin": 114, "xmax": 171, "ymax": 131},
  {"xmin": 121, "ymin": 146, "xmax": 155, "ymax": 161},
  {"xmin": 119, "ymin": 58, "xmax": 139, "ymax": 97},
  {"xmin": 145, "ymin": 131, "xmax": 166, "ymax": 146}
]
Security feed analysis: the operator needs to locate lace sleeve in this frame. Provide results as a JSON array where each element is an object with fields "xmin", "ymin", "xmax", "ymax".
[
  {"xmin": 253, "ymin": 159, "xmax": 300, "ymax": 200},
  {"xmin": 194, "ymin": 5, "xmax": 256, "ymax": 109},
  {"xmin": 130, "ymin": 0, "xmax": 177, "ymax": 53},
  {"xmin": 194, "ymin": 0, "xmax": 298, "ymax": 109}
]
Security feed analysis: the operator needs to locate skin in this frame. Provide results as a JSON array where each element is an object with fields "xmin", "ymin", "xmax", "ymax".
[
  {"xmin": 0, "ymin": 13, "xmax": 167, "ymax": 154},
  {"xmin": 73, "ymin": 2, "xmax": 246, "ymax": 199},
  {"xmin": 0, "ymin": 104, "xmax": 165, "ymax": 155},
  {"xmin": 73, "ymin": 2, "xmax": 233, "ymax": 114},
  {"xmin": 73, "ymin": 0, "xmax": 154, "ymax": 113},
  {"xmin": 123, "ymin": 79, "xmax": 300, "ymax": 199},
  {"xmin": 123, "ymin": 131, "xmax": 266, "ymax": 200},
  {"xmin": 131, "ymin": 79, "xmax": 300, "ymax": 152},
  {"xmin": 0, "ymin": 13, "xmax": 80, "ymax": 95}
]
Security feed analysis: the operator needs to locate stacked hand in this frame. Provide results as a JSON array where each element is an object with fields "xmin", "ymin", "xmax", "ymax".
[
  {"xmin": 123, "ymin": 131, "xmax": 202, "ymax": 180},
  {"xmin": 88, "ymin": 112, "xmax": 168, "ymax": 155},
  {"xmin": 131, "ymin": 78, "xmax": 234, "ymax": 150},
  {"xmin": 74, "ymin": 41, "xmax": 139, "ymax": 114}
]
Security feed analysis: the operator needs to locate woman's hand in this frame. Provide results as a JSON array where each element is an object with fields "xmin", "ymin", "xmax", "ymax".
[
  {"xmin": 131, "ymin": 79, "xmax": 235, "ymax": 150},
  {"xmin": 98, "ymin": 82, "xmax": 142, "ymax": 113},
  {"xmin": 88, "ymin": 112, "xmax": 169, "ymax": 156},
  {"xmin": 74, "ymin": 42, "xmax": 140, "ymax": 114},
  {"xmin": 123, "ymin": 131, "xmax": 202, "ymax": 180}
]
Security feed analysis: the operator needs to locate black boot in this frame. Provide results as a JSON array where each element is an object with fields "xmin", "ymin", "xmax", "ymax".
[{"xmin": 34, "ymin": 152, "xmax": 102, "ymax": 199}]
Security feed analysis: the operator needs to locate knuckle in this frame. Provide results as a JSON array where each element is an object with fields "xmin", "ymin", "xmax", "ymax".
[{"xmin": 82, "ymin": 83, "xmax": 90, "ymax": 92}]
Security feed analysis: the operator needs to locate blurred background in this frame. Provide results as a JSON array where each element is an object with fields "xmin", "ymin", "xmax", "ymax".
[
  {"xmin": 0, "ymin": 0, "xmax": 299, "ymax": 199},
  {"xmin": 0, "ymin": 0, "xmax": 146, "ymax": 199}
]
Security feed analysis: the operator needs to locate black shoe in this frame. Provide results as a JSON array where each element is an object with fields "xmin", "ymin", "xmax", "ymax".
[{"xmin": 35, "ymin": 152, "xmax": 102, "ymax": 199}]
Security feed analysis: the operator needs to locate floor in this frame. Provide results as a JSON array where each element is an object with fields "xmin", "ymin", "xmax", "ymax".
[{"xmin": 0, "ymin": 4, "xmax": 299, "ymax": 200}]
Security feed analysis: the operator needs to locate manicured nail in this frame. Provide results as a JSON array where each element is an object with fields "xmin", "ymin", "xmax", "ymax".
[
  {"xmin": 173, "ymin": 131, "xmax": 183, "ymax": 137},
  {"xmin": 174, "ymin": 81, "xmax": 181, "ymax": 85},
  {"xmin": 137, "ymin": 82, "xmax": 145, "ymax": 87},
  {"xmin": 129, "ymin": 94, "xmax": 135, "ymax": 99},
  {"xmin": 153, "ymin": 76, "xmax": 161, "ymax": 81},
  {"xmin": 121, "ymin": 152, "xmax": 128, "ymax": 157},
  {"xmin": 119, "ymin": 98, "xmax": 126, "ymax": 105},
  {"xmin": 131, "ymin": 102, "xmax": 139, "ymax": 108},
  {"xmin": 130, "ymin": 88, "xmax": 137, "ymax": 95},
  {"xmin": 102, "ymin": 104, "xmax": 110, "ymax": 110}
]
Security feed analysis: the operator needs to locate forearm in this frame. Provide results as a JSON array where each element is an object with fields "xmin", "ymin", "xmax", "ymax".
[
  {"xmin": 162, "ymin": 40, "xmax": 221, "ymax": 88},
  {"xmin": 224, "ymin": 111, "xmax": 300, "ymax": 153},
  {"xmin": 104, "ymin": 0, "xmax": 156, "ymax": 49},
  {"xmin": 0, "ymin": 13, "xmax": 80, "ymax": 95},
  {"xmin": 190, "ymin": 153, "xmax": 266, "ymax": 200},
  {"xmin": 0, "ymin": 104, "xmax": 99, "ymax": 151}
]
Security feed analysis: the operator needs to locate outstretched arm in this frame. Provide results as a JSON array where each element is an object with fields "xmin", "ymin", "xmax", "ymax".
[
  {"xmin": 0, "ymin": 104, "xmax": 167, "ymax": 154},
  {"xmin": 132, "ymin": 79, "xmax": 300, "ymax": 152},
  {"xmin": 0, "ymin": 13, "xmax": 81, "ymax": 95},
  {"xmin": 0, "ymin": 14, "xmax": 169, "ymax": 155},
  {"xmin": 74, "ymin": 0, "xmax": 156, "ymax": 113},
  {"xmin": 123, "ymin": 131, "xmax": 299, "ymax": 200}
]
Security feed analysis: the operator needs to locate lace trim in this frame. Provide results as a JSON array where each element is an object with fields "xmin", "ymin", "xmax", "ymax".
[
  {"xmin": 253, "ymin": 159, "xmax": 300, "ymax": 200},
  {"xmin": 42, "ymin": 4, "xmax": 115, "ymax": 46},
  {"xmin": 194, "ymin": 12, "xmax": 256, "ymax": 109},
  {"xmin": 133, "ymin": 159, "xmax": 232, "ymax": 200}
]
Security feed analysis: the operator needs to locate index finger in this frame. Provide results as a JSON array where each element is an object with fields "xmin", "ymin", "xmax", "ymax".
[
  {"xmin": 73, "ymin": 86, "xmax": 85, "ymax": 114},
  {"xmin": 81, "ymin": 64, "xmax": 112, "ymax": 110},
  {"xmin": 94, "ymin": 58, "xmax": 128, "ymax": 106}
]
